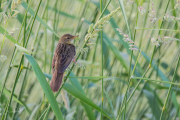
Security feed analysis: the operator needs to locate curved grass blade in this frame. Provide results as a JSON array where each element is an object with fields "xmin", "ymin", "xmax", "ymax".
[
  {"xmin": 47, "ymin": 6, "xmax": 76, "ymax": 19},
  {"xmin": 63, "ymin": 83, "xmax": 112, "ymax": 119},
  {"xmin": 141, "ymin": 52, "xmax": 170, "ymax": 86},
  {"xmin": 171, "ymin": 92, "xmax": 180, "ymax": 119},
  {"xmin": 104, "ymin": 90, "xmax": 115, "ymax": 119},
  {"xmin": 15, "ymin": 44, "xmax": 34, "ymax": 54},
  {"xmin": 43, "ymin": 73, "xmax": 112, "ymax": 119},
  {"xmin": 68, "ymin": 72, "xmax": 84, "ymax": 92},
  {"xmin": 68, "ymin": 76, "xmax": 118, "ymax": 82},
  {"xmin": 103, "ymin": 33, "xmax": 129, "ymax": 72},
  {"xmin": 24, "ymin": 54, "xmax": 63, "ymax": 120},
  {"xmin": 67, "ymin": 76, "xmax": 111, "ymax": 79},
  {"xmin": 29, "ymin": 104, "xmax": 40, "ymax": 120},
  {"xmin": 118, "ymin": 0, "xmax": 131, "ymax": 38},
  {"xmin": 143, "ymin": 90, "xmax": 161, "ymax": 120},
  {"xmin": 69, "ymin": 72, "xmax": 96, "ymax": 120},
  {"xmin": 21, "ymin": 1, "xmax": 60, "ymax": 38},
  {"xmin": 131, "ymin": 77, "xmax": 179, "ymax": 86}
]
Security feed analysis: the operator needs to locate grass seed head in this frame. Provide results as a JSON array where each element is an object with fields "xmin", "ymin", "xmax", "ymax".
[
  {"xmin": 3, "ymin": 12, "xmax": 8, "ymax": 24},
  {"xmin": 124, "ymin": 0, "xmax": 134, "ymax": 4},
  {"xmin": 138, "ymin": 6, "xmax": 146, "ymax": 14},
  {"xmin": 175, "ymin": 0, "xmax": 180, "ymax": 10},
  {"xmin": 12, "ymin": 10, "xmax": 19, "ymax": 17},
  {"xmin": 151, "ymin": 37, "xmax": 160, "ymax": 46},
  {"xmin": 148, "ymin": 0, "xmax": 157, "ymax": 23},
  {"xmin": 164, "ymin": 14, "xmax": 180, "ymax": 22},
  {"xmin": 88, "ymin": 24, "xmax": 93, "ymax": 33}
]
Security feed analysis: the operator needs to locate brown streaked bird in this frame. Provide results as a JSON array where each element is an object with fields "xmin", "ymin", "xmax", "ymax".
[{"xmin": 50, "ymin": 34, "xmax": 78, "ymax": 92}]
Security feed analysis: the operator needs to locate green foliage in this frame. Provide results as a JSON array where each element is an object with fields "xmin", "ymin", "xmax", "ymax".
[
  {"xmin": 24, "ymin": 53, "xmax": 63, "ymax": 120},
  {"xmin": 0, "ymin": 0, "xmax": 180, "ymax": 120}
]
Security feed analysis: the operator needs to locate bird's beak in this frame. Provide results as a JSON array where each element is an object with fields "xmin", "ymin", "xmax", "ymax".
[{"xmin": 72, "ymin": 35, "xmax": 79, "ymax": 39}]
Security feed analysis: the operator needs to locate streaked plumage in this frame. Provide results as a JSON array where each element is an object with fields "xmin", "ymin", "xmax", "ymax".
[{"xmin": 50, "ymin": 34, "xmax": 78, "ymax": 92}]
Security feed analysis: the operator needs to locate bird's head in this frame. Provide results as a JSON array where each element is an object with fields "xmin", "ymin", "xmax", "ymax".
[{"xmin": 59, "ymin": 34, "xmax": 78, "ymax": 43}]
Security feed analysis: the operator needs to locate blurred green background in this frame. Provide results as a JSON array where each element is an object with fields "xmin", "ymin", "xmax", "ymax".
[{"xmin": 0, "ymin": 0, "xmax": 180, "ymax": 119}]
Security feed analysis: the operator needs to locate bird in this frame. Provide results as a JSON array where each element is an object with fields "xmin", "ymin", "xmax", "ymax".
[{"xmin": 50, "ymin": 34, "xmax": 78, "ymax": 92}]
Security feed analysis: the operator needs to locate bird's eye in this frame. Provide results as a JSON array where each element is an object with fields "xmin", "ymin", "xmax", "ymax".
[{"xmin": 67, "ymin": 37, "xmax": 69, "ymax": 39}]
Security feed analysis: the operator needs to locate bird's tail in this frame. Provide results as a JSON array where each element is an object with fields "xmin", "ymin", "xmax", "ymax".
[{"xmin": 50, "ymin": 69, "xmax": 63, "ymax": 92}]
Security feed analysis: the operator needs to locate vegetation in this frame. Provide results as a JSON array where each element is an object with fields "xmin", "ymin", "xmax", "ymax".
[{"xmin": 0, "ymin": 0, "xmax": 180, "ymax": 119}]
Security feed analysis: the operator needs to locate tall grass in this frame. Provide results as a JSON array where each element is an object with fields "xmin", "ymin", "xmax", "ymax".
[{"xmin": 0, "ymin": 0, "xmax": 180, "ymax": 120}]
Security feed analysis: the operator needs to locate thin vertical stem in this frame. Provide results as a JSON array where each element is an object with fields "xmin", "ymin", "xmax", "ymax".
[
  {"xmin": 44, "ymin": 0, "xmax": 49, "ymax": 73},
  {"xmin": 100, "ymin": 0, "xmax": 103, "ymax": 119},
  {"xmin": 49, "ymin": 0, "xmax": 58, "ymax": 74},
  {"xmin": 160, "ymin": 53, "xmax": 180, "ymax": 120},
  {"xmin": 2, "ymin": 55, "xmax": 24, "ymax": 120},
  {"xmin": 119, "ymin": 3, "xmax": 137, "ymax": 120},
  {"xmin": 1, "ymin": 0, "xmax": 42, "ymax": 119},
  {"xmin": 117, "ymin": 0, "xmax": 171, "ymax": 119},
  {"xmin": 0, "ymin": 0, "xmax": 31, "ymax": 99}
]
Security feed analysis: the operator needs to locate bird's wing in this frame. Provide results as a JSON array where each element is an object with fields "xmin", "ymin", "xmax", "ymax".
[{"xmin": 55, "ymin": 43, "xmax": 76, "ymax": 73}]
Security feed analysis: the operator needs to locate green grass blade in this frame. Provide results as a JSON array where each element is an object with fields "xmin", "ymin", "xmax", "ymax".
[
  {"xmin": 68, "ymin": 76, "xmax": 119, "ymax": 82},
  {"xmin": 103, "ymin": 33, "xmax": 128, "ymax": 71},
  {"xmin": 100, "ymin": 0, "xmax": 104, "ymax": 119},
  {"xmin": 24, "ymin": 54, "xmax": 63, "ymax": 120},
  {"xmin": 143, "ymin": 90, "xmax": 161, "ymax": 120},
  {"xmin": 63, "ymin": 82, "xmax": 112, "ymax": 119},
  {"xmin": 21, "ymin": 1, "xmax": 60, "ymax": 38},
  {"xmin": 43, "ymin": 73, "xmax": 112, "ymax": 119},
  {"xmin": 141, "ymin": 52, "xmax": 170, "ymax": 86},
  {"xmin": 131, "ymin": 77, "xmax": 179, "ymax": 86},
  {"xmin": 171, "ymin": 92, "xmax": 180, "ymax": 119},
  {"xmin": 81, "ymin": 103, "xmax": 96, "ymax": 120},
  {"xmin": 68, "ymin": 72, "xmax": 85, "ymax": 92},
  {"xmin": 104, "ymin": 90, "xmax": 115, "ymax": 119},
  {"xmin": 47, "ymin": 5, "xmax": 76, "ymax": 19},
  {"xmin": 67, "ymin": 76, "xmax": 113, "ymax": 79},
  {"xmin": 69, "ymin": 72, "xmax": 96, "ymax": 120},
  {"xmin": 15, "ymin": 44, "xmax": 34, "ymax": 54},
  {"xmin": 118, "ymin": 0, "xmax": 131, "ymax": 38},
  {"xmin": 29, "ymin": 104, "xmax": 40, "ymax": 119}
]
